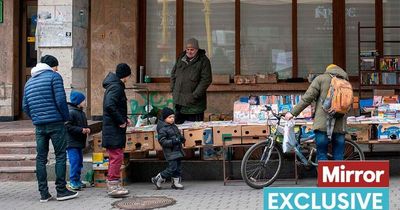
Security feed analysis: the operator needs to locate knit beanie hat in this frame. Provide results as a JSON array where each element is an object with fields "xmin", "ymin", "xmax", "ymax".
[
  {"xmin": 161, "ymin": 107, "xmax": 175, "ymax": 120},
  {"xmin": 116, "ymin": 63, "xmax": 132, "ymax": 79},
  {"xmin": 185, "ymin": 38, "xmax": 199, "ymax": 49},
  {"xmin": 70, "ymin": 91, "xmax": 86, "ymax": 106},
  {"xmin": 40, "ymin": 55, "xmax": 59, "ymax": 67}
]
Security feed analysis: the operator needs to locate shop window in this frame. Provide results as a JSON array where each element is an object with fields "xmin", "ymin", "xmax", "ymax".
[
  {"xmin": 184, "ymin": 0, "xmax": 235, "ymax": 75},
  {"xmin": 346, "ymin": 0, "xmax": 375, "ymax": 76},
  {"xmin": 240, "ymin": 1, "xmax": 292, "ymax": 79},
  {"xmin": 146, "ymin": 0, "xmax": 177, "ymax": 77},
  {"xmin": 383, "ymin": 0, "xmax": 400, "ymax": 56},
  {"xmin": 298, "ymin": 0, "xmax": 333, "ymax": 78}
]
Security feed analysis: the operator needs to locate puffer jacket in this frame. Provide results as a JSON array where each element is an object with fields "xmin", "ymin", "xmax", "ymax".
[
  {"xmin": 102, "ymin": 72, "xmax": 128, "ymax": 149},
  {"xmin": 291, "ymin": 65, "xmax": 349, "ymax": 134},
  {"xmin": 171, "ymin": 49, "xmax": 212, "ymax": 114},
  {"xmin": 65, "ymin": 103, "xmax": 88, "ymax": 148},
  {"xmin": 157, "ymin": 120, "xmax": 185, "ymax": 161},
  {"xmin": 23, "ymin": 63, "xmax": 69, "ymax": 125}
]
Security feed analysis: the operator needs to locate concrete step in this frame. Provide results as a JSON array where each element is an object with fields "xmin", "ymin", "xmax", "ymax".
[
  {"xmin": 0, "ymin": 142, "xmax": 36, "ymax": 154},
  {"xmin": 0, "ymin": 154, "xmax": 36, "ymax": 167},
  {"xmin": 0, "ymin": 130, "xmax": 35, "ymax": 142},
  {"xmin": 0, "ymin": 166, "xmax": 36, "ymax": 181}
]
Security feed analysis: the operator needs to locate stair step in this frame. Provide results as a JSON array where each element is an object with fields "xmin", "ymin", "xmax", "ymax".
[
  {"xmin": 0, "ymin": 167, "xmax": 36, "ymax": 181},
  {"xmin": 0, "ymin": 142, "xmax": 36, "ymax": 154},
  {"xmin": 0, "ymin": 154, "xmax": 36, "ymax": 167}
]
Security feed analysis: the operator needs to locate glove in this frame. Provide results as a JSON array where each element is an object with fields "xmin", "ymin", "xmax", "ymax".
[
  {"xmin": 179, "ymin": 136, "xmax": 186, "ymax": 144},
  {"xmin": 172, "ymin": 138, "xmax": 181, "ymax": 145}
]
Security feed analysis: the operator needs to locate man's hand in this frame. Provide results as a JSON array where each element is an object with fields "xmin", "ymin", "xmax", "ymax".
[
  {"xmin": 284, "ymin": 112, "xmax": 294, "ymax": 121},
  {"xmin": 119, "ymin": 122, "xmax": 127, "ymax": 128}
]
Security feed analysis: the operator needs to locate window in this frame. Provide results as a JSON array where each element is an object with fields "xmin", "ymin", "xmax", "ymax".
[
  {"xmin": 184, "ymin": 0, "xmax": 235, "ymax": 75},
  {"xmin": 346, "ymin": 0, "xmax": 375, "ymax": 76},
  {"xmin": 383, "ymin": 0, "xmax": 400, "ymax": 56},
  {"xmin": 240, "ymin": 1, "xmax": 292, "ymax": 79},
  {"xmin": 146, "ymin": 0, "xmax": 176, "ymax": 77},
  {"xmin": 298, "ymin": 0, "xmax": 333, "ymax": 78}
]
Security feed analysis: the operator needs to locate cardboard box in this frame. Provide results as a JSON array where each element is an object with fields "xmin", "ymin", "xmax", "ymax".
[
  {"xmin": 212, "ymin": 74, "xmax": 230, "ymax": 84},
  {"xmin": 213, "ymin": 125, "xmax": 242, "ymax": 146},
  {"xmin": 126, "ymin": 131, "xmax": 154, "ymax": 152},
  {"xmin": 183, "ymin": 128, "xmax": 213, "ymax": 147},
  {"xmin": 234, "ymin": 75, "xmax": 256, "ymax": 85},
  {"xmin": 378, "ymin": 124, "xmax": 400, "ymax": 140},
  {"xmin": 93, "ymin": 133, "xmax": 106, "ymax": 153},
  {"xmin": 346, "ymin": 124, "xmax": 370, "ymax": 142},
  {"xmin": 241, "ymin": 125, "xmax": 269, "ymax": 144},
  {"xmin": 256, "ymin": 73, "xmax": 278, "ymax": 84},
  {"xmin": 93, "ymin": 165, "xmax": 127, "ymax": 188}
]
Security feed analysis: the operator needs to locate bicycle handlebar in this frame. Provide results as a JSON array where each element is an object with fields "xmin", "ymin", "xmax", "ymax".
[{"xmin": 264, "ymin": 105, "xmax": 282, "ymax": 120}]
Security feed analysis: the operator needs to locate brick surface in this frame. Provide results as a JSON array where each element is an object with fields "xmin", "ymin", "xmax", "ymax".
[{"xmin": 0, "ymin": 178, "xmax": 398, "ymax": 210}]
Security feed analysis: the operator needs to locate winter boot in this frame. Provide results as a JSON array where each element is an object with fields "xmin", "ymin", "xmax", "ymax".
[
  {"xmin": 107, "ymin": 180, "xmax": 129, "ymax": 198},
  {"xmin": 171, "ymin": 177, "xmax": 184, "ymax": 190},
  {"xmin": 151, "ymin": 173, "xmax": 165, "ymax": 190}
]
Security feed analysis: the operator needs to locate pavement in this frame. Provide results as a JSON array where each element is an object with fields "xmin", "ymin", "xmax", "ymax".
[{"xmin": 0, "ymin": 178, "xmax": 398, "ymax": 210}]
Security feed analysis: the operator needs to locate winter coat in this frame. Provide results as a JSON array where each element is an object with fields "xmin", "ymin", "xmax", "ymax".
[
  {"xmin": 102, "ymin": 72, "xmax": 128, "ymax": 149},
  {"xmin": 291, "ymin": 65, "xmax": 349, "ymax": 134},
  {"xmin": 65, "ymin": 103, "xmax": 88, "ymax": 148},
  {"xmin": 157, "ymin": 120, "xmax": 185, "ymax": 161},
  {"xmin": 171, "ymin": 49, "xmax": 212, "ymax": 114},
  {"xmin": 23, "ymin": 63, "xmax": 69, "ymax": 125}
]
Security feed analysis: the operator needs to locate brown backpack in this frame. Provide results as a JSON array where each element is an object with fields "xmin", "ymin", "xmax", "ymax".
[{"xmin": 322, "ymin": 75, "xmax": 354, "ymax": 116}]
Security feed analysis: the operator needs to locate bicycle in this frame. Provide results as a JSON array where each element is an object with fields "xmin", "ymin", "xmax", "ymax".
[{"xmin": 240, "ymin": 105, "xmax": 365, "ymax": 189}]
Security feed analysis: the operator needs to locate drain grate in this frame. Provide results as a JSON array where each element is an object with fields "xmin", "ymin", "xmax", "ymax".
[{"xmin": 112, "ymin": 196, "xmax": 176, "ymax": 210}]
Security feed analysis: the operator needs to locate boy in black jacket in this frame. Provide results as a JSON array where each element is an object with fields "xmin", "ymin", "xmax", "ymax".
[
  {"xmin": 151, "ymin": 107, "xmax": 185, "ymax": 190},
  {"xmin": 66, "ymin": 91, "xmax": 90, "ymax": 190}
]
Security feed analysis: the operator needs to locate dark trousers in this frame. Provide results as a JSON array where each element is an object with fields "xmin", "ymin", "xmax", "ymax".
[
  {"xmin": 160, "ymin": 159, "xmax": 182, "ymax": 178},
  {"xmin": 35, "ymin": 122, "xmax": 68, "ymax": 196},
  {"xmin": 67, "ymin": 147, "xmax": 83, "ymax": 184},
  {"xmin": 175, "ymin": 105, "xmax": 204, "ymax": 124}
]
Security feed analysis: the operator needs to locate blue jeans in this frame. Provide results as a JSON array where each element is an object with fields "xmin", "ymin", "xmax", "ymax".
[
  {"xmin": 35, "ymin": 122, "xmax": 68, "ymax": 196},
  {"xmin": 67, "ymin": 147, "xmax": 83, "ymax": 184},
  {"xmin": 314, "ymin": 131, "xmax": 345, "ymax": 161}
]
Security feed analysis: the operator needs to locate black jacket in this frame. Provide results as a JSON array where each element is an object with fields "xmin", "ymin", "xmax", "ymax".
[
  {"xmin": 171, "ymin": 49, "xmax": 212, "ymax": 114},
  {"xmin": 65, "ymin": 103, "xmax": 88, "ymax": 148},
  {"xmin": 102, "ymin": 72, "xmax": 128, "ymax": 149},
  {"xmin": 157, "ymin": 120, "xmax": 185, "ymax": 161}
]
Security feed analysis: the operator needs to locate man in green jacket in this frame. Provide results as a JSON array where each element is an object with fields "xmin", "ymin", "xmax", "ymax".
[
  {"xmin": 285, "ymin": 64, "xmax": 348, "ymax": 161},
  {"xmin": 171, "ymin": 38, "xmax": 212, "ymax": 124}
]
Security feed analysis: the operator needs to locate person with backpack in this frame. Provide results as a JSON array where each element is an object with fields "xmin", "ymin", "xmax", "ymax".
[{"xmin": 284, "ymin": 64, "xmax": 353, "ymax": 161}]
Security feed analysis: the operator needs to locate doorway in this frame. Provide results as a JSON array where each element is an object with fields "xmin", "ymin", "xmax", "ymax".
[{"xmin": 19, "ymin": 0, "xmax": 37, "ymax": 119}]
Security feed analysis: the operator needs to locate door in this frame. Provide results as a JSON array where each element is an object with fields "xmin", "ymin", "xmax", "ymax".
[{"xmin": 20, "ymin": 0, "xmax": 37, "ymax": 119}]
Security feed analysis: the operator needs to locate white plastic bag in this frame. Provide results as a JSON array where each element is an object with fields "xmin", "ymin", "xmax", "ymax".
[{"xmin": 283, "ymin": 119, "xmax": 296, "ymax": 153}]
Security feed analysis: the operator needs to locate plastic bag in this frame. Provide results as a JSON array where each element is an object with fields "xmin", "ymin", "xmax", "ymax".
[{"xmin": 283, "ymin": 119, "xmax": 296, "ymax": 153}]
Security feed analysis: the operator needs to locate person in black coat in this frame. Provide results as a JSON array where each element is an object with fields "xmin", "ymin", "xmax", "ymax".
[
  {"xmin": 151, "ymin": 107, "xmax": 185, "ymax": 190},
  {"xmin": 102, "ymin": 63, "xmax": 132, "ymax": 197},
  {"xmin": 65, "ymin": 91, "xmax": 90, "ymax": 190}
]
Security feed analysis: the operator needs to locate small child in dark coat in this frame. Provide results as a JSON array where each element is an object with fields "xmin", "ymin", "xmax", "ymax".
[
  {"xmin": 151, "ymin": 107, "xmax": 185, "ymax": 190},
  {"xmin": 65, "ymin": 91, "xmax": 91, "ymax": 190}
]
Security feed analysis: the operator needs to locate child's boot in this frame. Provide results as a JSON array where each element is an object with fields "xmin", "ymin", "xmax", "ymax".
[
  {"xmin": 171, "ymin": 177, "xmax": 184, "ymax": 190},
  {"xmin": 151, "ymin": 173, "xmax": 165, "ymax": 190}
]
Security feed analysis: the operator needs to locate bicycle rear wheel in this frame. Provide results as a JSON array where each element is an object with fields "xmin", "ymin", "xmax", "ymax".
[
  {"xmin": 240, "ymin": 139, "xmax": 283, "ymax": 189},
  {"xmin": 326, "ymin": 139, "xmax": 365, "ymax": 160}
]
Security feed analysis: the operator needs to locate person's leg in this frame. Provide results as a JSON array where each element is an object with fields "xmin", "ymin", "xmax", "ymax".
[
  {"xmin": 35, "ymin": 125, "xmax": 51, "ymax": 198},
  {"xmin": 106, "ymin": 148, "xmax": 124, "ymax": 181},
  {"xmin": 173, "ymin": 159, "xmax": 182, "ymax": 178},
  {"xmin": 332, "ymin": 133, "xmax": 345, "ymax": 160},
  {"xmin": 66, "ymin": 148, "xmax": 80, "ymax": 187},
  {"xmin": 171, "ymin": 159, "xmax": 184, "ymax": 189},
  {"xmin": 194, "ymin": 113, "xmax": 204, "ymax": 122},
  {"xmin": 314, "ymin": 131, "xmax": 329, "ymax": 161},
  {"xmin": 174, "ymin": 105, "xmax": 184, "ymax": 124},
  {"xmin": 78, "ymin": 148, "xmax": 83, "ymax": 183},
  {"xmin": 48, "ymin": 122, "xmax": 68, "ymax": 194},
  {"xmin": 160, "ymin": 160, "xmax": 178, "ymax": 179}
]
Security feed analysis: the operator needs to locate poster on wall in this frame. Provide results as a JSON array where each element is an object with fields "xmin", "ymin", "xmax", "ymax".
[{"xmin": 36, "ymin": 7, "xmax": 72, "ymax": 47}]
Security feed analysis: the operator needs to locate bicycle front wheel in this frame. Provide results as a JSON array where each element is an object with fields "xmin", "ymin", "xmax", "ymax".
[{"xmin": 240, "ymin": 139, "xmax": 283, "ymax": 189}]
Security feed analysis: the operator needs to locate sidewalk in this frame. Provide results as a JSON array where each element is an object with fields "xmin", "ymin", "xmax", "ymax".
[{"xmin": 0, "ymin": 178, "xmax": 398, "ymax": 210}]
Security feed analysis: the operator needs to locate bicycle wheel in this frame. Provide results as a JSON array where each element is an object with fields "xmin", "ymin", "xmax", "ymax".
[
  {"xmin": 240, "ymin": 139, "xmax": 283, "ymax": 189},
  {"xmin": 327, "ymin": 139, "xmax": 365, "ymax": 160}
]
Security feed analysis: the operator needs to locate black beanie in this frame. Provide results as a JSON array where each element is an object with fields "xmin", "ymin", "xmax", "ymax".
[
  {"xmin": 161, "ymin": 107, "xmax": 175, "ymax": 120},
  {"xmin": 41, "ymin": 55, "xmax": 59, "ymax": 67},
  {"xmin": 116, "ymin": 63, "xmax": 132, "ymax": 79}
]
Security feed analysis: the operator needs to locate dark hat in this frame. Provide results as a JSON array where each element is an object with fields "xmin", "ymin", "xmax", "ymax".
[
  {"xmin": 40, "ymin": 55, "xmax": 59, "ymax": 67},
  {"xmin": 70, "ymin": 91, "xmax": 86, "ymax": 106},
  {"xmin": 116, "ymin": 63, "xmax": 132, "ymax": 79},
  {"xmin": 161, "ymin": 107, "xmax": 175, "ymax": 120}
]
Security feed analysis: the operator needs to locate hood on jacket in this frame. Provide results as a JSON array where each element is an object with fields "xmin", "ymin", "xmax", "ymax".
[
  {"xmin": 31, "ymin": 63, "xmax": 53, "ymax": 77},
  {"xmin": 102, "ymin": 72, "xmax": 124, "ymax": 89},
  {"xmin": 324, "ymin": 64, "xmax": 348, "ymax": 80},
  {"xmin": 67, "ymin": 102, "xmax": 83, "ymax": 111}
]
